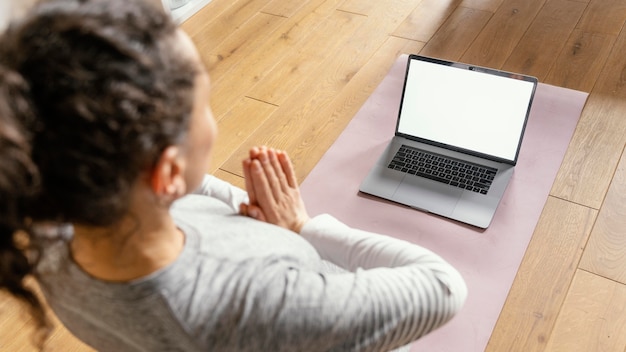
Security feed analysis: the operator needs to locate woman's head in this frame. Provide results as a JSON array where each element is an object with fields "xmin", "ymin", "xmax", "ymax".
[
  {"xmin": 0, "ymin": 0, "xmax": 211, "ymax": 227},
  {"xmin": 0, "ymin": 0, "xmax": 215, "ymax": 345}
]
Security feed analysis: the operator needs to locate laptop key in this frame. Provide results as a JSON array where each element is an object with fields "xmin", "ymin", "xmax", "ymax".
[
  {"xmin": 416, "ymin": 171, "xmax": 450, "ymax": 184},
  {"xmin": 388, "ymin": 144, "xmax": 496, "ymax": 195}
]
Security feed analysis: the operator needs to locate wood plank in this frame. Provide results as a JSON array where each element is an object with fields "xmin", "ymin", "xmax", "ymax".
[
  {"xmin": 501, "ymin": 0, "xmax": 587, "ymax": 80},
  {"xmin": 577, "ymin": 0, "xmax": 626, "ymax": 35},
  {"xmin": 460, "ymin": 0, "xmax": 505, "ymax": 12},
  {"xmin": 419, "ymin": 6, "xmax": 493, "ymax": 61},
  {"xmin": 200, "ymin": 12, "xmax": 287, "ymax": 82},
  {"xmin": 485, "ymin": 197, "xmax": 597, "ymax": 352},
  {"xmin": 0, "ymin": 293, "xmax": 36, "ymax": 351},
  {"xmin": 592, "ymin": 22, "xmax": 626, "ymax": 98},
  {"xmin": 544, "ymin": 29, "xmax": 616, "ymax": 92},
  {"xmin": 261, "ymin": 0, "xmax": 307, "ymax": 18},
  {"xmin": 545, "ymin": 270, "xmax": 626, "ymax": 351},
  {"xmin": 183, "ymin": 0, "xmax": 269, "ymax": 57},
  {"xmin": 210, "ymin": 97, "xmax": 277, "ymax": 174},
  {"xmin": 245, "ymin": 10, "xmax": 367, "ymax": 106},
  {"xmin": 179, "ymin": 0, "xmax": 233, "ymax": 37},
  {"xmin": 207, "ymin": 0, "xmax": 346, "ymax": 115},
  {"xmin": 391, "ymin": 0, "xmax": 463, "ymax": 42},
  {"xmin": 579, "ymin": 148, "xmax": 626, "ymax": 285},
  {"xmin": 213, "ymin": 169, "xmax": 245, "ymax": 190},
  {"xmin": 336, "ymin": 0, "xmax": 414, "ymax": 16},
  {"xmin": 0, "ymin": 290, "xmax": 93, "ymax": 352},
  {"xmin": 461, "ymin": 0, "xmax": 547, "ymax": 68},
  {"xmin": 551, "ymin": 95, "xmax": 626, "ymax": 209}
]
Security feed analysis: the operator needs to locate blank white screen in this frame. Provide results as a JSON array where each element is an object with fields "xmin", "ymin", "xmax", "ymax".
[{"xmin": 397, "ymin": 59, "xmax": 535, "ymax": 162}]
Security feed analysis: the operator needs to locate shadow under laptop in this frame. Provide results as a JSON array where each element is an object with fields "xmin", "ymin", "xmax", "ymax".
[{"xmin": 355, "ymin": 191, "xmax": 487, "ymax": 234}]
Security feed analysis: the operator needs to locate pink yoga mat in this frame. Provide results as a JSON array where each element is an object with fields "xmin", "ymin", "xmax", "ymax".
[{"xmin": 300, "ymin": 55, "xmax": 588, "ymax": 351}]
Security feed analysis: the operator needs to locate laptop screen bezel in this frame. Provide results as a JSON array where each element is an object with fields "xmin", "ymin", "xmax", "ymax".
[{"xmin": 394, "ymin": 54, "xmax": 538, "ymax": 166}]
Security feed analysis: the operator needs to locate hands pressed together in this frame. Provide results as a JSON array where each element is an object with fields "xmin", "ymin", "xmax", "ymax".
[{"xmin": 239, "ymin": 146, "xmax": 311, "ymax": 233}]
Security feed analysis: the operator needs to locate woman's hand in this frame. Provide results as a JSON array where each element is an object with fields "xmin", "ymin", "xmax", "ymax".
[{"xmin": 240, "ymin": 146, "xmax": 310, "ymax": 233}]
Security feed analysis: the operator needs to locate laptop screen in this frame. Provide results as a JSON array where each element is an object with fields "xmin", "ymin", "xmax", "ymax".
[{"xmin": 396, "ymin": 56, "xmax": 537, "ymax": 163}]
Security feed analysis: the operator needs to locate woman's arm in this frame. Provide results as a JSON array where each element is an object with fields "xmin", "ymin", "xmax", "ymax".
[
  {"xmin": 191, "ymin": 174, "xmax": 249, "ymax": 212},
  {"xmin": 234, "ymin": 147, "xmax": 467, "ymax": 350},
  {"xmin": 219, "ymin": 215, "xmax": 467, "ymax": 351}
]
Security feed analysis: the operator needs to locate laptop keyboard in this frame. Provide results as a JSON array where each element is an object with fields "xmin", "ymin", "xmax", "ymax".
[{"xmin": 387, "ymin": 145, "xmax": 497, "ymax": 194}]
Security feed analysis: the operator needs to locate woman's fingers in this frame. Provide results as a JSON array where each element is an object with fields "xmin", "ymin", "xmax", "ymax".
[
  {"xmin": 276, "ymin": 150, "xmax": 298, "ymax": 188},
  {"xmin": 249, "ymin": 147, "xmax": 290, "ymax": 192},
  {"xmin": 250, "ymin": 158, "xmax": 276, "ymax": 210},
  {"xmin": 257, "ymin": 148, "xmax": 283, "ymax": 201},
  {"xmin": 267, "ymin": 149, "xmax": 290, "ymax": 193},
  {"xmin": 242, "ymin": 158, "xmax": 257, "ymax": 206}
]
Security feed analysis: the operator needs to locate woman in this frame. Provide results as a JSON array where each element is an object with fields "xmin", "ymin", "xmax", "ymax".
[{"xmin": 0, "ymin": 0, "xmax": 467, "ymax": 350}]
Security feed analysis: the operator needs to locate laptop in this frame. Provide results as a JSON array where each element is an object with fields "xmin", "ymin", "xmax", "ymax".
[{"xmin": 359, "ymin": 54, "xmax": 537, "ymax": 228}]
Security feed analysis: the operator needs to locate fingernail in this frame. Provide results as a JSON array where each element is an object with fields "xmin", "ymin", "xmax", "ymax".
[{"xmin": 248, "ymin": 208, "xmax": 258, "ymax": 218}]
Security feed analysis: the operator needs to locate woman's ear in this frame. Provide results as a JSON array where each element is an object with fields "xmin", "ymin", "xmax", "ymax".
[{"xmin": 150, "ymin": 146, "xmax": 188, "ymax": 201}]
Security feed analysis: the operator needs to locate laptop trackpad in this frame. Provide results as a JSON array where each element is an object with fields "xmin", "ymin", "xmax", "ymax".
[{"xmin": 393, "ymin": 176, "xmax": 461, "ymax": 215}]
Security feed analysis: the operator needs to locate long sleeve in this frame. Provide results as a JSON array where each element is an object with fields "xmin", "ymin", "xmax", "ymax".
[
  {"xmin": 191, "ymin": 174, "xmax": 249, "ymax": 212},
  {"xmin": 302, "ymin": 214, "xmax": 463, "ymax": 273},
  {"xmin": 215, "ymin": 214, "xmax": 469, "ymax": 352},
  {"xmin": 296, "ymin": 214, "xmax": 467, "ymax": 350}
]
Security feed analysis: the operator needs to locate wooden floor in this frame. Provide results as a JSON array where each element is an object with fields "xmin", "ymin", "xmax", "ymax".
[{"xmin": 2, "ymin": 0, "xmax": 626, "ymax": 351}]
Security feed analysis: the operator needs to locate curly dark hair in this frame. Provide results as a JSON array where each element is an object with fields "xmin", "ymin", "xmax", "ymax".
[
  {"xmin": 0, "ymin": 66, "xmax": 47, "ymax": 343},
  {"xmin": 1, "ymin": 0, "xmax": 198, "ymax": 226},
  {"xmin": 0, "ymin": 0, "xmax": 199, "ymax": 346}
]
